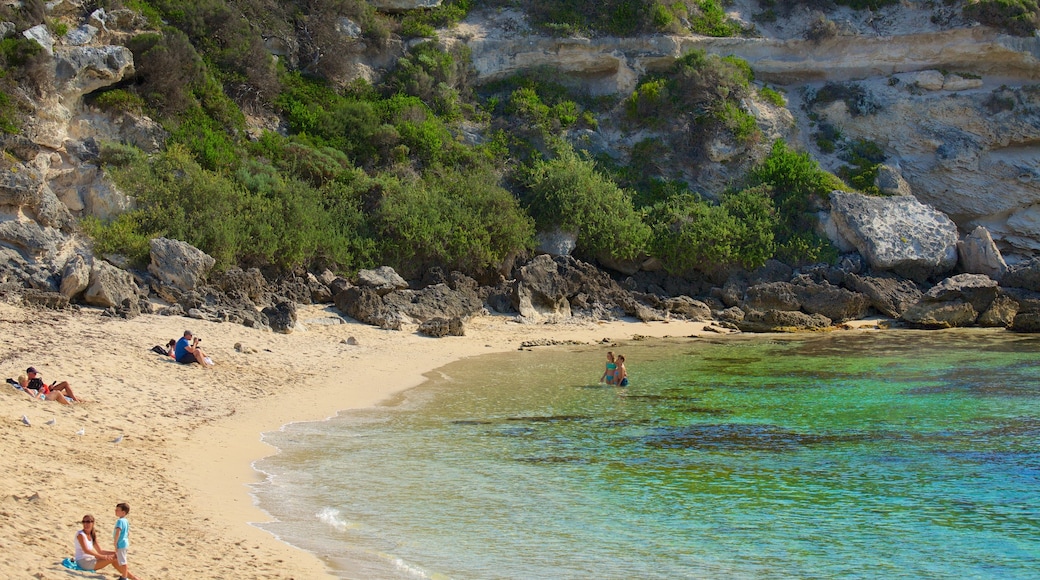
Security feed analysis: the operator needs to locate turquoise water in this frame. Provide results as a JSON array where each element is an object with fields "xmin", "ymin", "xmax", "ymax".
[{"xmin": 253, "ymin": 330, "xmax": 1040, "ymax": 579}]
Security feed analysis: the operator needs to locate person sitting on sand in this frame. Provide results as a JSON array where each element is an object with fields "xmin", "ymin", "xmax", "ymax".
[
  {"xmin": 19, "ymin": 367, "xmax": 78, "ymax": 404},
  {"xmin": 173, "ymin": 330, "xmax": 213, "ymax": 368},
  {"xmin": 74, "ymin": 514, "xmax": 115, "ymax": 572}
]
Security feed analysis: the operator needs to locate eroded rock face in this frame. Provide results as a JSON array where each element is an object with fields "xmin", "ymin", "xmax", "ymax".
[
  {"xmin": 84, "ymin": 260, "xmax": 139, "ymax": 308},
  {"xmin": 148, "ymin": 238, "xmax": 216, "ymax": 292},
  {"xmin": 829, "ymin": 191, "xmax": 959, "ymax": 282}
]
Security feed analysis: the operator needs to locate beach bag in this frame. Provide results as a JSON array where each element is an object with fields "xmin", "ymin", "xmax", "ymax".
[{"xmin": 151, "ymin": 345, "xmax": 169, "ymax": 356}]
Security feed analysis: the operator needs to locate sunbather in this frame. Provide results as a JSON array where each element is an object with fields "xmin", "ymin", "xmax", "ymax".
[{"xmin": 19, "ymin": 367, "xmax": 78, "ymax": 404}]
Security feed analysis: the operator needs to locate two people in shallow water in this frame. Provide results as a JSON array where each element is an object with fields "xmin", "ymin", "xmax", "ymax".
[{"xmin": 600, "ymin": 351, "xmax": 629, "ymax": 387}]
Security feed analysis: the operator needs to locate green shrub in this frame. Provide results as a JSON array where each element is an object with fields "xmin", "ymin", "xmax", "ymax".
[
  {"xmin": 647, "ymin": 187, "xmax": 777, "ymax": 273},
  {"xmin": 90, "ymin": 89, "xmax": 146, "ymax": 115},
  {"xmin": 964, "ymin": 0, "xmax": 1040, "ymax": 36},
  {"xmin": 837, "ymin": 138, "xmax": 886, "ymax": 195},
  {"xmin": 690, "ymin": 0, "xmax": 744, "ymax": 36},
  {"xmin": 746, "ymin": 139, "xmax": 846, "ymax": 252},
  {"xmin": 759, "ymin": 86, "xmax": 785, "ymax": 107},
  {"xmin": 383, "ymin": 41, "xmax": 473, "ymax": 119},
  {"xmin": 80, "ymin": 213, "xmax": 153, "ymax": 266},
  {"xmin": 522, "ymin": 144, "xmax": 650, "ymax": 260},
  {"xmin": 375, "ymin": 163, "xmax": 534, "ymax": 275}
]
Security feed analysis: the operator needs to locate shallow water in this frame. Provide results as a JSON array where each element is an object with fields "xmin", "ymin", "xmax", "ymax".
[{"xmin": 253, "ymin": 330, "xmax": 1040, "ymax": 579}]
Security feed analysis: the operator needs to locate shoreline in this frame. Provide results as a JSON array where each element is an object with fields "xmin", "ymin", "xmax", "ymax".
[{"xmin": 0, "ymin": 300, "xmax": 727, "ymax": 579}]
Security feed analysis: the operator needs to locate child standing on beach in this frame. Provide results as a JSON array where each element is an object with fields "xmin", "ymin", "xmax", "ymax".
[{"xmin": 113, "ymin": 502, "xmax": 139, "ymax": 580}]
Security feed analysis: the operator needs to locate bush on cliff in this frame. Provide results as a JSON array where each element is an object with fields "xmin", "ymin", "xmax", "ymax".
[
  {"xmin": 648, "ymin": 187, "xmax": 778, "ymax": 273},
  {"xmin": 964, "ymin": 0, "xmax": 1040, "ymax": 36},
  {"xmin": 521, "ymin": 144, "xmax": 650, "ymax": 261}
]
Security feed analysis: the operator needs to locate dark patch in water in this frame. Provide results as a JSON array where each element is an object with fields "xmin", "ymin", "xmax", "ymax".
[
  {"xmin": 681, "ymin": 407, "xmax": 733, "ymax": 416},
  {"xmin": 515, "ymin": 455, "xmax": 588, "ymax": 464},
  {"xmin": 506, "ymin": 415, "xmax": 592, "ymax": 423},
  {"xmin": 495, "ymin": 427, "xmax": 536, "ymax": 437},
  {"xmin": 642, "ymin": 423, "xmax": 865, "ymax": 451},
  {"xmin": 450, "ymin": 420, "xmax": 493, "ymax": 426}
]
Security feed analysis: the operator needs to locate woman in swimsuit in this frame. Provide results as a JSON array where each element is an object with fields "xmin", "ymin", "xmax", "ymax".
[{"xmin": 600, "ymin": 351, "xmax": 617, "ymax": 385}]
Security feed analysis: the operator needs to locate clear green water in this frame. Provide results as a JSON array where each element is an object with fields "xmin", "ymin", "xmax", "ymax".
[{"xmin": 254, "ymin": 330, "xmax": 1040, "ymax": 579}]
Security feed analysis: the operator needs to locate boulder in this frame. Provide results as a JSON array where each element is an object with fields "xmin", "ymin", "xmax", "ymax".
[
  {"xmin": 875, "ymin": 164, "xmax": 913, "ymax": 197},
  {"xmin": 0, "ymin": 166, "xmax": 75, "ymax": 230},
  {"xmin": 1001, "ymin": 257, "xmax": 1040, "ymax": 291},
  {"xmin": 148, "ymin": 238, "xmax": 216, "ymax": 292},
  {"xmin": 535, "ymin": 227, "xmax": 577, "ymax": 256},
  {"xmin": 978, "ymin": 294, "xmax": 1019, "ymax": 328},
  {"xmin": 923, "ymin": 273, "xmax": 999, "ymax": 313},
  {"xmin": 901, "ymin": 300, "xmax": 978, "ymax": 328},
  {"xmin": 262, "ymin": 301, "xmax": 298, "ymax": 334},
  {"xmin": 513, "ymin": 254, "xmax": 575, "ymax": 319},
  {"xmin": 744, "ymin": 281, "xmax": 801, "ymax": 311},
  {"xmin": 54, "ymin": 45, "xmax": 135, "ymax": 101},
  {"xmin": 334, "ymin": 285, "xmax": 397, "ymax": 328},
  {"xmin": 794, "ymin": 279, "xmax": 871, "ymax": 323},
  {"xmin": 59, "ymin": 254, "xmax": 91, "ymax": 299},
  {"xmin": 418, "ymin": 316, "xmax": 465, "ymax": 337},
  {"xmin": 829, "ymin": 191, "xmax": 959, "ymax": 282},
  {"xmin": 845, "ymin": 273, "xmax": 922, "ymax": 318},
  {"xmin": 213, "ymin": 267, "xmax": 267, "ymax": 304},
  {"xmin": 22, "ymin": 289, "xmax": 70, "ymax": 310},
  {"xmin": 22, "ymin": 24, "xmax": 54, "ymax": 55},
  {"xmin": 958, "ymin": 226, "xmax": 1007, "ymax": 280},
  {"xmin": 356, "ymin": 266, "xmax": 408, "ymax": 295},
  {"xmin": 383, "ymin": 283, "xmax": 483, "ymax": 323},
  {"xmin": 660, "ymin": 296, "xmax": 712, "ymax": 321},
  {"xmin": 84, "ymin": 260, "xmax": 138, "ymax": 308},
  {"xmin": 1012, "ymin": 300, "xmax": 1040, "ymax": 332},
  {"xmin": 737, "ymin": 310, "xmax": 831, "ymax": 332}
]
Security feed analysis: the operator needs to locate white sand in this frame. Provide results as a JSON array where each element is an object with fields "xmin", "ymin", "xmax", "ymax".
[{"xmin": 0, "ymin": 300, "xmax": 729, "ymax": 578}]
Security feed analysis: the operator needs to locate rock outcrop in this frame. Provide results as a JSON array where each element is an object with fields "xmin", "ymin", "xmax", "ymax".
[{"xmin": 828, "ymin": 191, "xmax": 959, "ymax": 282}]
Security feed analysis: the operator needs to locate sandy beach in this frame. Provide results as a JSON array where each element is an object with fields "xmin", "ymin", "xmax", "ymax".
[{"xmin": 0, "ymin": 299, "xmax": 727, "ymax": 579}]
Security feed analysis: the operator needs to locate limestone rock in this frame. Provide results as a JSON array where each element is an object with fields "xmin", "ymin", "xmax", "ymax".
[
  {"xmin": 829, "ymin": 191, "xmax": 958, "ymax": 282},
  {"xmin": 1001, "ymin": 257, "xmax": 1040, "ymax": 291},
  {"xmin": 54, "ymin": 45, "xmax": 134, "ymax": 101},
  {"xmin": 59, "ymin": 254, "xmax": 91, "ymax": 299},
  {"xmin": 737, "ymin": 309, "xmax": 831, "ymax": 333},
  {"xmin": 84, "ymin": 260, "xmax": 138, "ymax": 308},
  {"xmin": 148, "ymin": 238, "xmax": 215, "ymax": 292},
  {"xmin": 356, "ymin": 266, "xmax": 408, "ymax": 295},
  {"xmin": 875, "ymin": 164, "xmax": 913, "ymax": 197},
  {"xmin": 535, "ymin": 228, "xmax": 577, "ymax": 257},
  {"xmin": 958, "ymin": 226, "xmax": 1007, "ymax": 280},
  {"xmin": 383, "ymin": 283, "xmax": 483, "ymax": 323},
  {"xmin": 262, "ymin": 301, "xmax": 298, "ymax": 334},
  {"xmin": 23, "ymin": 24, "xmax": 54, "ymax": 55},
  {"xmin": 794, "ymin": 280, "xmax": 871, "ymax": 323},
  {"xmin": 923, "ymin": 273, "xmax": 999, "ymax": 313},
  {"xmin": 418, "ymin": 316, "xmax": 465, "ymax": 337},
  {"xmin": 901, "ymin": 300, "xmax": 978, "ymax": 329},
  {"xmin": 660, "ymin": 295, "xmax": 712, "ymax": 321},
  {"xmin": 744, "ymin": 282, "xmax": 800, "ymax": 312},
  {"xmin": 978, "ymin": 294, "xmax": 1019, "ymax": 328},
  {"xmin": 846, "ymin": 273, "xmax": 922, "ymax": 318},
  {"xmin": 513, "ymin": 254, "xmax": 574, "ymax": 319}
]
